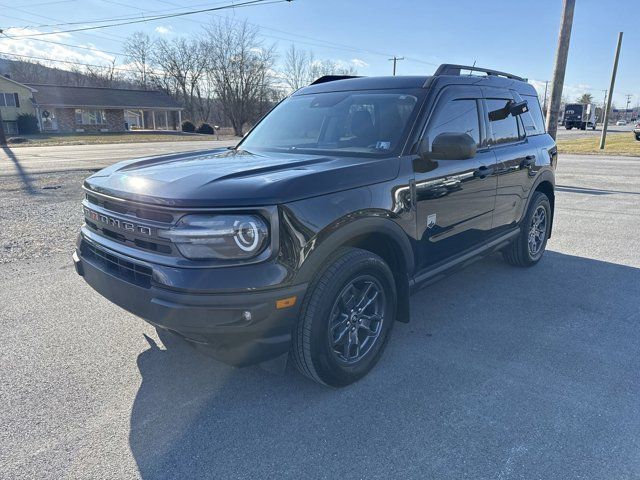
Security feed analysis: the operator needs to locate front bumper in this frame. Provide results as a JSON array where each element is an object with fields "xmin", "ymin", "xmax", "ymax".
[{"xmin": 73, "ymin": 235, "xmax": 307, "ymax": 367}]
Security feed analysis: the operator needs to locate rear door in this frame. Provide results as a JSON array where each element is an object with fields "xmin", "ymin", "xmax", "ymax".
[
  {"xmin": 413, "ymin": 85, "xmax": 498, "ymax": 270},
  {"xmin": 482, "ymin": 87, "xmax": 538, "ymax": 234}
]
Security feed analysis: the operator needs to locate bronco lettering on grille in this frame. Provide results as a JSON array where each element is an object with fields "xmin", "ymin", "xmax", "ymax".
[{"xmin": 84, "ymin": 207, "xmax": 152, "ymax": 236}]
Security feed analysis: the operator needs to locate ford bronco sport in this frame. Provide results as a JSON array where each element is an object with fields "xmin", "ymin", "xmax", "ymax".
[{"xmin": 74, "ymin": 64, "xmax": 556, "ymax": 387}]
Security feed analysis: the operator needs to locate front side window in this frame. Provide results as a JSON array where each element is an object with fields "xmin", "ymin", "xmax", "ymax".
[
  {"xmin": 427, "ymin": 98, "xmax": 480, "ymax": 146},
  {"xmin": 240, "ymin": 89, "xmax": 424, "ymax": 157},
  {"xmin": 75, "ymin": 109, "xmax": 106, "ymax": 125},
  {"xmin": 487, "ymin": 99, "xmax": 519, "ymax": 145}
]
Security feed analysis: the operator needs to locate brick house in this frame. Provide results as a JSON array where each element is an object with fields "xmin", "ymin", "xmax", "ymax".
[{"xmin": 24, "ymin": 83, "xmax": 183, "ymax": 133}]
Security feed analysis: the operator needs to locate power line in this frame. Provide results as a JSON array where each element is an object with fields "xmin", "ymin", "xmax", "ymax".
[
  {"xmin": 0, "ymin": 4, "xmax": 129, "ymax": 43},
  {"xmin": 6, "ymin": 0, "xmax": 291, "ymax": 38},
  {"xmin": 9, "ymin": 0, "xmax": 236, "ymax": 30},
  {"xmin": 0, "ymin": 50, "xmax": 130, "ymax": 72},
  {"xmin": 1, "ymin": 33, "xmax": 123, "ymax": 57}
]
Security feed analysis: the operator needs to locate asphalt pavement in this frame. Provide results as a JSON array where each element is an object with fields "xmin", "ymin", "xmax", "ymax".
[
  {"xmin": 1, "ymin": 146, "xmax": 639, "ymax": 479},
  {"xmin": 0, "ymin": 139, "xmax": 236, "ymax": 175},
  {"xmin": 555, "ymin": 123, "xmax": 634, "ymax": 139}
]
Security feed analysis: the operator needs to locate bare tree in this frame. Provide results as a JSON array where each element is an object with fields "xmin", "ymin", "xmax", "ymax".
[
  {"xmin": 85, "ymin": 59, "xmax": 121, "ymax": 87},
  {"xmin": 154, "ymin": 37, "xmax": 209, "ymax": 121},
  {"xmin": 309, "ymin": 59, "xmax": 357, "ymax": 79},
  {"xmin": 203, "ymin": 19, "xmax": 277, "ymax": 136},
  {"xmin": 123, "ymin": 32, "xmax": 154, "ymax": 89},
  {"xmin": 281, "ymin": 45, "xmax": 357, "ymax": 93},
  {"xmin": 282, "ymin": 44, "xmax": 311, "ymax": 91}
]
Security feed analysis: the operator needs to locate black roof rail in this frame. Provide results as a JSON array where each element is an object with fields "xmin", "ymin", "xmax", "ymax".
[
  {"xmin": 434, "ymin": 64, "xmax": 526, "ymax": 82},
  {"xmin": 310, "ymin": 75, "xmax": 361, "ymax": 85}
]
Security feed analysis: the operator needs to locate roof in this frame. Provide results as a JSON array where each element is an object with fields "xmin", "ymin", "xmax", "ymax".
[
  {"xmin": 0, "ymin": 75, "xmax": 37, "ymax": 93},
  {"xmin": 24, "ymin": 83, "xmax": 182, "ymax": 110},
  {"xmin": 295, "ymin": 64, "xmax": 535, "ymax": 97},
  {"xmin": 295, "ymin": 76, "xmax": 431, "ymax": 95}
]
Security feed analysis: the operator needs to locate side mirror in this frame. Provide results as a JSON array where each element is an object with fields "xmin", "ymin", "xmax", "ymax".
[
  {"xmin": 489, "ymin": 100, "xmax": 529, "ymax": 121},
  {"xmin": 428, "ymin": 132, "xmax": 477, "ymax": 160}
]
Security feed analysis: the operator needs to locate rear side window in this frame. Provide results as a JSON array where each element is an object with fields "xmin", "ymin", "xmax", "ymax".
[
  {"xmin": 428, "ymin": 99, "xmax": 481, "ymax": 146},
  {"xmin": 522, "ymin": 94, "xmax": 546, "ymax": 135},
  {"xmin": 487, "ymin": 99, "xmax": 519, "ymax": 145}
]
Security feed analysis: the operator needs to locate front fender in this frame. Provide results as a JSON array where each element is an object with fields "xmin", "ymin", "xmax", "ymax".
[{"xmin": 292, "ymin": 214, "xmax": 415, "ymax": 285}]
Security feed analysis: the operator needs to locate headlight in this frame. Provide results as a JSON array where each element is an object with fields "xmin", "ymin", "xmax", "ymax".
[{"xmin": 158, "ymin": 214, "xmax": 269, "ymax": 260}]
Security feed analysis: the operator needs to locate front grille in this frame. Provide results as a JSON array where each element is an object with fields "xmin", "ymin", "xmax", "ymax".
[
  {"xmin": 86, "ymin": 193, "xmax": 174, "ymax": 223},
  {"xmin": 83, "ymin": 194, "xmax": 175, "ymax": 256},
  {"xmin": 81, "ymin": 240, "xmax": 152, "ymax": 288}
]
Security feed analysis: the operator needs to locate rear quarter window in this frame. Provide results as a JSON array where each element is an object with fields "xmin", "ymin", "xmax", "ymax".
[{"xmin": 522, "ymin": 94, "xmax": 546, "ymax": 136}]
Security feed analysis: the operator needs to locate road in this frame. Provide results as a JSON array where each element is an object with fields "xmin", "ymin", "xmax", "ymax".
[
  {"xmin": 555, "ymin": 123, "xmax": 634, "ymax": 139},
  {"xmin": 1, "ymin": 148, "xmax": 639, "ymax": 479},
  {"xmin": 0, "ymin": 139, "xmax": 236, "ymax": 175}
]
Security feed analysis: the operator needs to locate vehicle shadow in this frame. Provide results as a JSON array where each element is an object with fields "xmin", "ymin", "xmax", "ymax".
[
  {"xmin": 1, "ymin": 145, "xmax": 38, "ymax": 194},
  {"xmin": 129, "ymin": 251, "xmax": 640, "ymax": 479}
]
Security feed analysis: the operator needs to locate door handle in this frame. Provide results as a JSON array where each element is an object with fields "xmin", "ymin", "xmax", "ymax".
[
  {"xmin": 522, "ymin": 155, "xmax": 536, "ymax": 168},
  {"xmin": 473, "ymin": 165, "xmax": 494, "ymax": 178}
]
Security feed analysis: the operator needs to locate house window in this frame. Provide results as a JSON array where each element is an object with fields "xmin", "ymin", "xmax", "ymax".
[
  {"xmin": 74, "ymin": 109, "xmax": 107, "ymax": 125},
  {"xmin": 0, "ymin": 93, "xmax": 18, "ymax": 107},
  {"xmin": 3, "ymin": 121, "xmax": 18, "ymax": 135}
]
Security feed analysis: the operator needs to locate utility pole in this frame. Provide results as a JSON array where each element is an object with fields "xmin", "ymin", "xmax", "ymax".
[
  {"xmin": 542, "ymin": 80, "xmax": 549, "ymax": 114},
  {"xmin": 625, "ymin": 94, "xmax": 632, "ymax": 121},
  {"xmin": 0, "ymin": 109, "xmax": 6, "ymax": 146},
  {"xmin": 600, "ymin": 32, "xmax": 623, "ymax": 150},
  {"xmin": 387, "ymin": 56, "xmax": 404, "ymax": 76},
  {"xmin": 545, "ymin": 0, "xmax": 576, "ymax": 139}
]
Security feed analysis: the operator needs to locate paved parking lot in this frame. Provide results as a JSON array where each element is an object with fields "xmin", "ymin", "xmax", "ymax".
[{"xmin": 1, "ymin": 145, "xmax": 639, "ymax": 479}]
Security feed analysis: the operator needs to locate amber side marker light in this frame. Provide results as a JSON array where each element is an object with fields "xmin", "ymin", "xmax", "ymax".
[{"xmin": 276, "ymin": 296, "xmax": 297, "ymax": 309}]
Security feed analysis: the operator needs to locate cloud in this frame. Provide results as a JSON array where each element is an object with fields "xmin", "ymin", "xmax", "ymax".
[
  {"xmin": 350, "ymin": 58, "xmax": 369, "ymax": 68},
  {"xmin": 529, "ymin": 79, "xmax": 605, "ymax": 104},
  {"xmin": 154, "ymin": 25, "xmax": 172, "ymax": 35},
  {"xmin": 0, "ymin": 27, "xmax": 116, "ymax": 67}
]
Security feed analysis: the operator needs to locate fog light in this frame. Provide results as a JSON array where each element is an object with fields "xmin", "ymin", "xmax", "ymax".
[{"xmin": 241, "ymin": 311, "xmax": 252, "ymax": 322}]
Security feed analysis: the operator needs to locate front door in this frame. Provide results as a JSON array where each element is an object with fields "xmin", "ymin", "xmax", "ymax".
[{"xmin": 413, "ymin": 86, "xmax": 498, "ymax": 270}]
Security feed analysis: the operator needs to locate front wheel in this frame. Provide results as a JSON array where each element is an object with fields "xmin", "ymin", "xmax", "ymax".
[
  {"xmin": 503, "ymin": 192, "xmax": 551, "ymax": 267},
  {"xmin": 635, "ymin": 134, "xmax": 640, "ymax": 141},
  {"xmin": 291, "ymin": 248, "xmax": 396, "ymax": 387}
]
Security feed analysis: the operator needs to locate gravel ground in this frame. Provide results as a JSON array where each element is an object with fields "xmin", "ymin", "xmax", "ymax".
[{"xmin": 0, "ymin": 170, "xmax": 90, "ymax": 264}]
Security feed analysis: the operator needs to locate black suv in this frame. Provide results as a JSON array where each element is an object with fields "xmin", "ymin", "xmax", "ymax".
[{"xmin": 74, "ymin": 64, "xmax": 556, "ymax": 387}]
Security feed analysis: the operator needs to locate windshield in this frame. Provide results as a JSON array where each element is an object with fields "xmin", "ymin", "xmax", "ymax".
[{"xmin": 240, "ymin": 89, "xmax": 424, "ymax": 156}]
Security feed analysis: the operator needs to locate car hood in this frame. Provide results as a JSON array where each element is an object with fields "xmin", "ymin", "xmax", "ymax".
[{"xmin": 84, "ymin": 148, "xmax": 400, "ymax": 207}]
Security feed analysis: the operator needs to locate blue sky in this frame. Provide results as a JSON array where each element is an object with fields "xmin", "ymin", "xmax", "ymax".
[{"xmin": 2, "ymin": 0, "xmax": 638, "ymax": 106}]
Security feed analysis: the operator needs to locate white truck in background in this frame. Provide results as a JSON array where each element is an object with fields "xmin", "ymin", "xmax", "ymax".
[{"xmin": 564, "ymin": 103, "xmax": 597, "ymax": 130}]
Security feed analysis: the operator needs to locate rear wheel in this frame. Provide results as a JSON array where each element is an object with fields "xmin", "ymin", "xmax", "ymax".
[
  {"xmin": 291, "ymin": 247, "xmax": 396, "ymax": 387},
  {"xmin": 503, "ymin": 192, "xmax": 551, "ymax": 267},
  {"xmin": 635, "ymin": 134, "xmax": 640, "ymax": 141}
]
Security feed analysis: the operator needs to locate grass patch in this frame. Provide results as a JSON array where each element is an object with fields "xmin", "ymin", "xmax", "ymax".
[
  {"xmin": 9, "ymin": 131, "xmax": 238, "ymax": 147},
  {"xmin": 557, "ymin": 132, "xmax": 640, "ymax": 156}
]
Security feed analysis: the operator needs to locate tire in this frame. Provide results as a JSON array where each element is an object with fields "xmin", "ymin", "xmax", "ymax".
[
  {"xmin": 635, "ymin": 134, "xmax": 640, "ymax": 141},
  {"xmin": 291, "ymin": 247, "xmax": 397, "ymax": 387},
  {"xmin": 566, "ymin": 126, "xmax": 572, "ymax": 130},
  {"xmin": 503, "ymin": 192, "xmax": 551, "ymax": 267}
]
